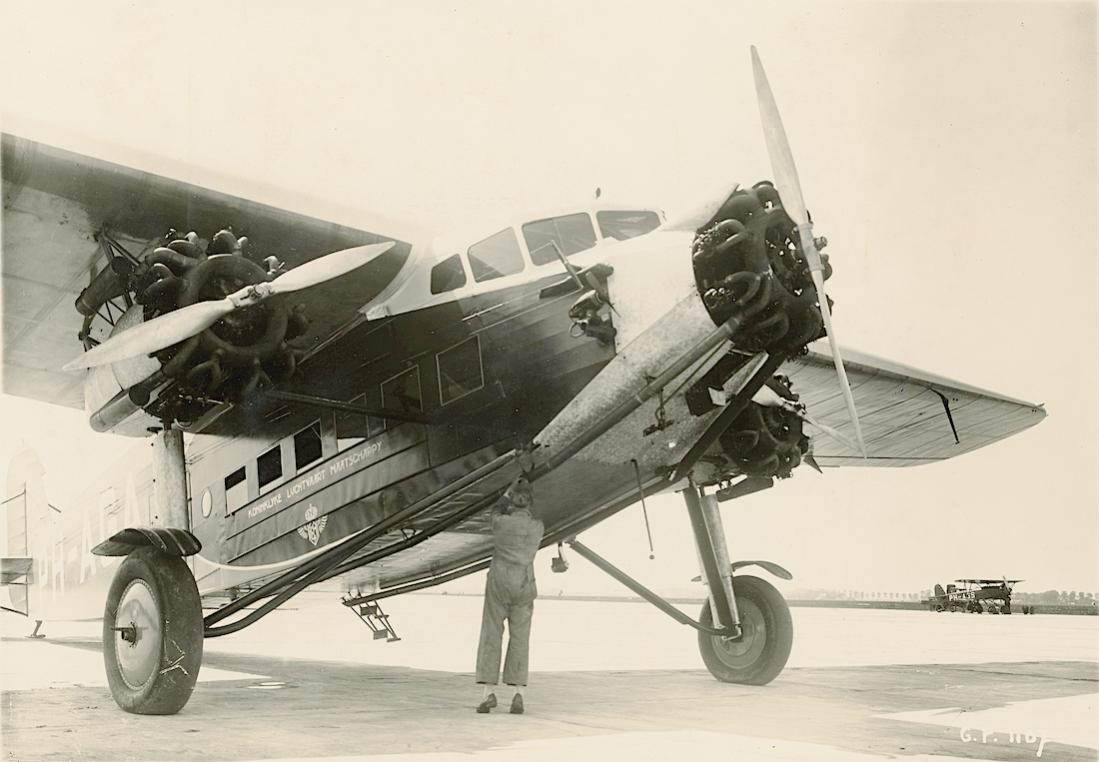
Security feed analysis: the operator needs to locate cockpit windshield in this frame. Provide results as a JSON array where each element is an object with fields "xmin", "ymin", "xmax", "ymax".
[
  {"xmin": 596, "ymin": 210, "xmax": 661, "ymax": 241},
  {"xmin": 522, "ymin": 213, "xmax": 598, "ymax": 265}
]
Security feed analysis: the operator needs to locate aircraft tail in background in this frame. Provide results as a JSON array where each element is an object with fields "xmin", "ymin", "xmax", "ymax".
[{"xmin": 2, "ymin": 447, "xmax": 56, "ymax": 617}]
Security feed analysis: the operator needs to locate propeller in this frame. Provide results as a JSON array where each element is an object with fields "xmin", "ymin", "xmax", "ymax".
[
  {"xmin": 64, "ymin": 242, "xmax": 395, "ymax": 370},
  {"xmin": 750, "ymin": 46, "xmax": 867, "ymax": 458},
  {"xmin": 752, "ymin": 384, "xmax": 859, "ymax": 452}
]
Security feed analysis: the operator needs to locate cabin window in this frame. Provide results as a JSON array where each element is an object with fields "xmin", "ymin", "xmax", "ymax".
[
  {"xmin": 335, "ymin": 394, "xmax": 371, "ymax": 451},
  {"xmin": 468, "ymin": 228, "xmax": 523, "ymax": 282},
  {"xmin": 430, "ymin": 253, "xmax": 467, "ymax": 294},
  {"xmin": 381, "ymin": 366, "xmax": 422, "ymax": 430},
  {"xmin": 257, "ymin": 445, "xmax": 283, "ymax": 493},
  {"xmin": 225, "ymin": 467, "xmax": 248, "ymax": 513},
  {"xmin": 294, "ymin": 422, "xmax": 323, "ymax": 472},
  {"xmin": 523, "ymin": 213, "xmax": 597, "ymax": 265},
  {"xmin": 437, "ymin": 336, "xmax": 484, "ymax": 405},
  {"xmin": 597, "ymin": 210, "xmax": 661, "ymax": 241}
]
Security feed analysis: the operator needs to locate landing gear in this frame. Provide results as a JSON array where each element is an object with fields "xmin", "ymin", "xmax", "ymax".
[
  {"xmin": 697, "ymin": 574, "xmax": 792, "ymax": 685},
  {"xmin": 682, "ymin": 482, "xmax": 792, "ymax": 685},
  {"xmin": 103, "ymin": 546, "xmax": 203, "ymax": 714}
]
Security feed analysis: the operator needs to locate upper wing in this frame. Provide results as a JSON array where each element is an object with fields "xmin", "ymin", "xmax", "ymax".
[
  {"xmin": 2, "ymin": 133, "xmax": 416, "ymax": 411},
  {"xmin": 786, "ymin": 340, "xmax": 1046, "ymax": 467}
]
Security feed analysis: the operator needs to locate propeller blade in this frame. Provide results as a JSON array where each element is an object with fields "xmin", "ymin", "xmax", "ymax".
[
  {"xmin": 751, "ymin": 46, "xmax": 867, "ymax": 457},
  {"xmin": 750, "ymin": 46, "xmax": 809, "ymax": 227},
  {"xmin": 800, "ymin": 408, "xmax": 860, "ymax": 453},
  {"xmin": 64, "ymin": 298, "xmax": 234, "ymax": 370},
  {"xmin": 811, "ymin": 271, "xmax": 867, "ymax": 457},
  {"xmin": 63, "ymin": 241, "xmax": 396, "ymax": 371},
  {"xmin": 269, "ymin": 242, "xmax": 395, "ymax": 294}
]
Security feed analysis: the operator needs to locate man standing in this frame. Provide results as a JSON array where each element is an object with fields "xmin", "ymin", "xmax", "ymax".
[{"xmin": 475, "ymin": 475, "xmax": 544, "ymax": 714}]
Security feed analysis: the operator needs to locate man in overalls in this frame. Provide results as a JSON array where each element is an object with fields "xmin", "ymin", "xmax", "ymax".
[{"xmin": 475, "ymin": 475, "xmax": 544, "ymax": 714}]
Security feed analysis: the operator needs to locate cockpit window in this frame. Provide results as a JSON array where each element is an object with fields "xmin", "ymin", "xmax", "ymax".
[
  {"xmin": 523, "ymin": 213, "xmax": 597, "ymax": 265},
  {"xmin": 468, "ymin": 228, "xmax": 524, "ymax": 283},
  {"xmin": 596, "ymin": 210, "xmax": 661, "ymax": 241},
  {"xmin": 430, "ymin": 253, "xmax": 467, "ymax": 294}
]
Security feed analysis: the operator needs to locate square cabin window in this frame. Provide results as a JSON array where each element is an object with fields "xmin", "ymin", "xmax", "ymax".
[
  {"xmin": 468, "ymin": 228, "xmax": 523, "ymax": 283},
  {"xmin": 294, "ymin": 422, "xmax": 323, "ymax": 472},
  {"xmin": 225, "ymin": 467, "xmax": 248, "ymax": 513},
  {"xmin": 257, "ymin": 445, "xmax": 283, "ymax": 493},
  {"xmin": 523, "ymin": 213, "xmax": 597, "ymax": 265},
  {"xmin": 335, "ymin": 394, "xmax": 370, "ymax": 452},
  {"xmin": 596, "ymin": 210, "xmax": 661, "ymax": 241},
  {"xmin": 437, "ymin": 336, "xmax": 484, "ymax": 405},
  {"xmin": 430, "ymin": 253, "xmax": 468, "ymax": 294},
  {"xmin": 381, "ymin": 366, "xmax": 423, "ymax": 429}
]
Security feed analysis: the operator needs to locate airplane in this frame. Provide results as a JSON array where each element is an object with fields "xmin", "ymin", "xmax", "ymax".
[
  {"xmin": 927, "ymin": 578, "xmax": 1024, "ymax": 614},
  {"xmin": 0, "ymin": 48, "xmax": 1045, "ymax": 715}
]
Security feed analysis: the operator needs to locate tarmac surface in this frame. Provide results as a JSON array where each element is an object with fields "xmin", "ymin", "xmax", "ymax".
[{"xmin": 2, "ymin": 594, "xmax": 1097, "ymax": 761}]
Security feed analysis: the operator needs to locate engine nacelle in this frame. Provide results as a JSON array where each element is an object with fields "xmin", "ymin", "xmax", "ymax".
[{"xmin": 80, "ymin": 230, "xmax": 310, "ymax": 434}]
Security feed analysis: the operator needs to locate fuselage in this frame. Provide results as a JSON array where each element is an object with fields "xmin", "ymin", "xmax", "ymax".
[{"xmin": 11, "ymin": 200, "xmax": 729, "ymax": 619}]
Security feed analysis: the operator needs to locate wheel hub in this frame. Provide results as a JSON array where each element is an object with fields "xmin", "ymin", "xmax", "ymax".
[
  {"xmin": 711, "ymin": 598, "xmax": 766, "ymax": 668},
  {"xmin": 114, "ymin": 579, "xmax": 162, "ymax": 690}
]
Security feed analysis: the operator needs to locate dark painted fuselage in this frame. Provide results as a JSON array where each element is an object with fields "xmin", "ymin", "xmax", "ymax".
[{"xmin": 185, "ymin": 272, "xmax": 619, "ymax": 594}]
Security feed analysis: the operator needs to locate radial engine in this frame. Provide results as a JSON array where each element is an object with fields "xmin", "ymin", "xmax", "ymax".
[{"xmin": 76, "ymin": 229, "xmax": 309, "ymax": 434}]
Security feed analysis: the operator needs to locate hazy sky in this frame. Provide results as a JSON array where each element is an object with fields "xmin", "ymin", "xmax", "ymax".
[{"xmin": 1, "ymin": 1, "xmax": 1096, "ymax": 595}]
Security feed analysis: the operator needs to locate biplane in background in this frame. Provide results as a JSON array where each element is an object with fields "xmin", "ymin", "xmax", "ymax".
[
  {"xmin": 927, "ymin": 579, "xmax": 1024, "ymax": 614},
  {"xmin": 1, "ymin": 49, "xmax": 1045, "ymax": 715}
]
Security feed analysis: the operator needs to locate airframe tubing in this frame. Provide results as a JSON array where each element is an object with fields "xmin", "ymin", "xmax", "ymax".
[
  {"xmin": 343, "ymin": 473, "xmax": 671, "ymax": 604},
  {"xmin": 203, "ymin": 449, "xmax": 524, "ymax": 634},
  {"xmin": 531, "ymin": 312, "xmax": 747, "ymax": 477},
  {"xmin": 204, "ymin": 311, "xmax": 748, "ymax": 636},
  {"xmin": 567, "ymin": 539, "xmax": 729, "ymax": 636}
]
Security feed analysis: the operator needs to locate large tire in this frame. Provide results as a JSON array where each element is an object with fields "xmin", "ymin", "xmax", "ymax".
[
  {"xmin": 103, "ymin": 546, "xmax": 203, "ymax": 714},
  {"xmin": 697, "ymin": 574, "xmax": 792, "ymax": 685}
]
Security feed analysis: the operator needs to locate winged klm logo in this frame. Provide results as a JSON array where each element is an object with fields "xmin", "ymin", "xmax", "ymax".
[{"xmin": 297, "ymin": 504, "xmax": 328, "ymax": 546}]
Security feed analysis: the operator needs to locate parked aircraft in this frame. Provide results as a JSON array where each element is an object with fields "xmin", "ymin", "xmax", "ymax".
[
  {"xmin": 927, "ymin": 579, "xmax": 1023, "ymax": 614},
  {"xmin": 1, "ymin": 49, "xmax": 1045, "ymax": 714}
]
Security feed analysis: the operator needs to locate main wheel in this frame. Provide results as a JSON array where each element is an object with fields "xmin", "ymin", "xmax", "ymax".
[
  {"xmin": 697, "ymin": 574, "xmax": 792, "ymax": 685},
  {"xmin": 103, "ymin": 546, "xmax": 203, "ymax": 714}
]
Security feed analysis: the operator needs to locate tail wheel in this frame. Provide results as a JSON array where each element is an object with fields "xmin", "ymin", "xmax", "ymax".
[
  {"xmin": 697, "ymin": 574, "xmax": 792, "ymax": 685},
  {"xmin": 103, "ymin": 546, "xmax": 203, "ymax": 714}
]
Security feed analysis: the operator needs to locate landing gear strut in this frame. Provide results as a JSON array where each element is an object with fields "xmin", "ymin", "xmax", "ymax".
[
  {"xmin": 682, "ymin": 482, "xmax": 792, "ymax": 684},
  {"xmin": 100, "ymin": 427, "xmax": 204, "ymax": 714},
  {"xmin": 565, "ymin": 482, "xmax": 793, "ymax": 686}
]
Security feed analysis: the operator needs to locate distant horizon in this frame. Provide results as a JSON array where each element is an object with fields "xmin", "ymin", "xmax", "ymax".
[{"xmin": 2, "ymin": 2, "xmax": 1096, "ymax": 595}]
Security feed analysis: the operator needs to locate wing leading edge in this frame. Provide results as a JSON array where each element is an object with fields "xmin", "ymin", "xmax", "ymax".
[{"xmin": 1, "ymin": 133, "xmax": 416, "ymax": 413}]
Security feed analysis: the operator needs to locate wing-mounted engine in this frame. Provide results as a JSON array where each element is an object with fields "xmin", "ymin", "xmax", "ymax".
[
  {"xmin": 715, "ymin": 374, "xmax": 809, "ymax": 479},
  {"xmin": 685, "ymin": 356, "xmax": 811, "ymax": 483},
  {"xmin": 77, "ymin": 228, "xmax": 309, "ymax": 433},
  {"xmin": 135, "ymin": 231, "xmax": 309, "ymax": 406}
]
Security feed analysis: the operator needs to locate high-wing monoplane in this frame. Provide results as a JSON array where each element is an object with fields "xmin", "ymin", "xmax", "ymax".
[{"xmin": 1, "ymin": 50, "xmax": 1045, "ymax": 714}]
